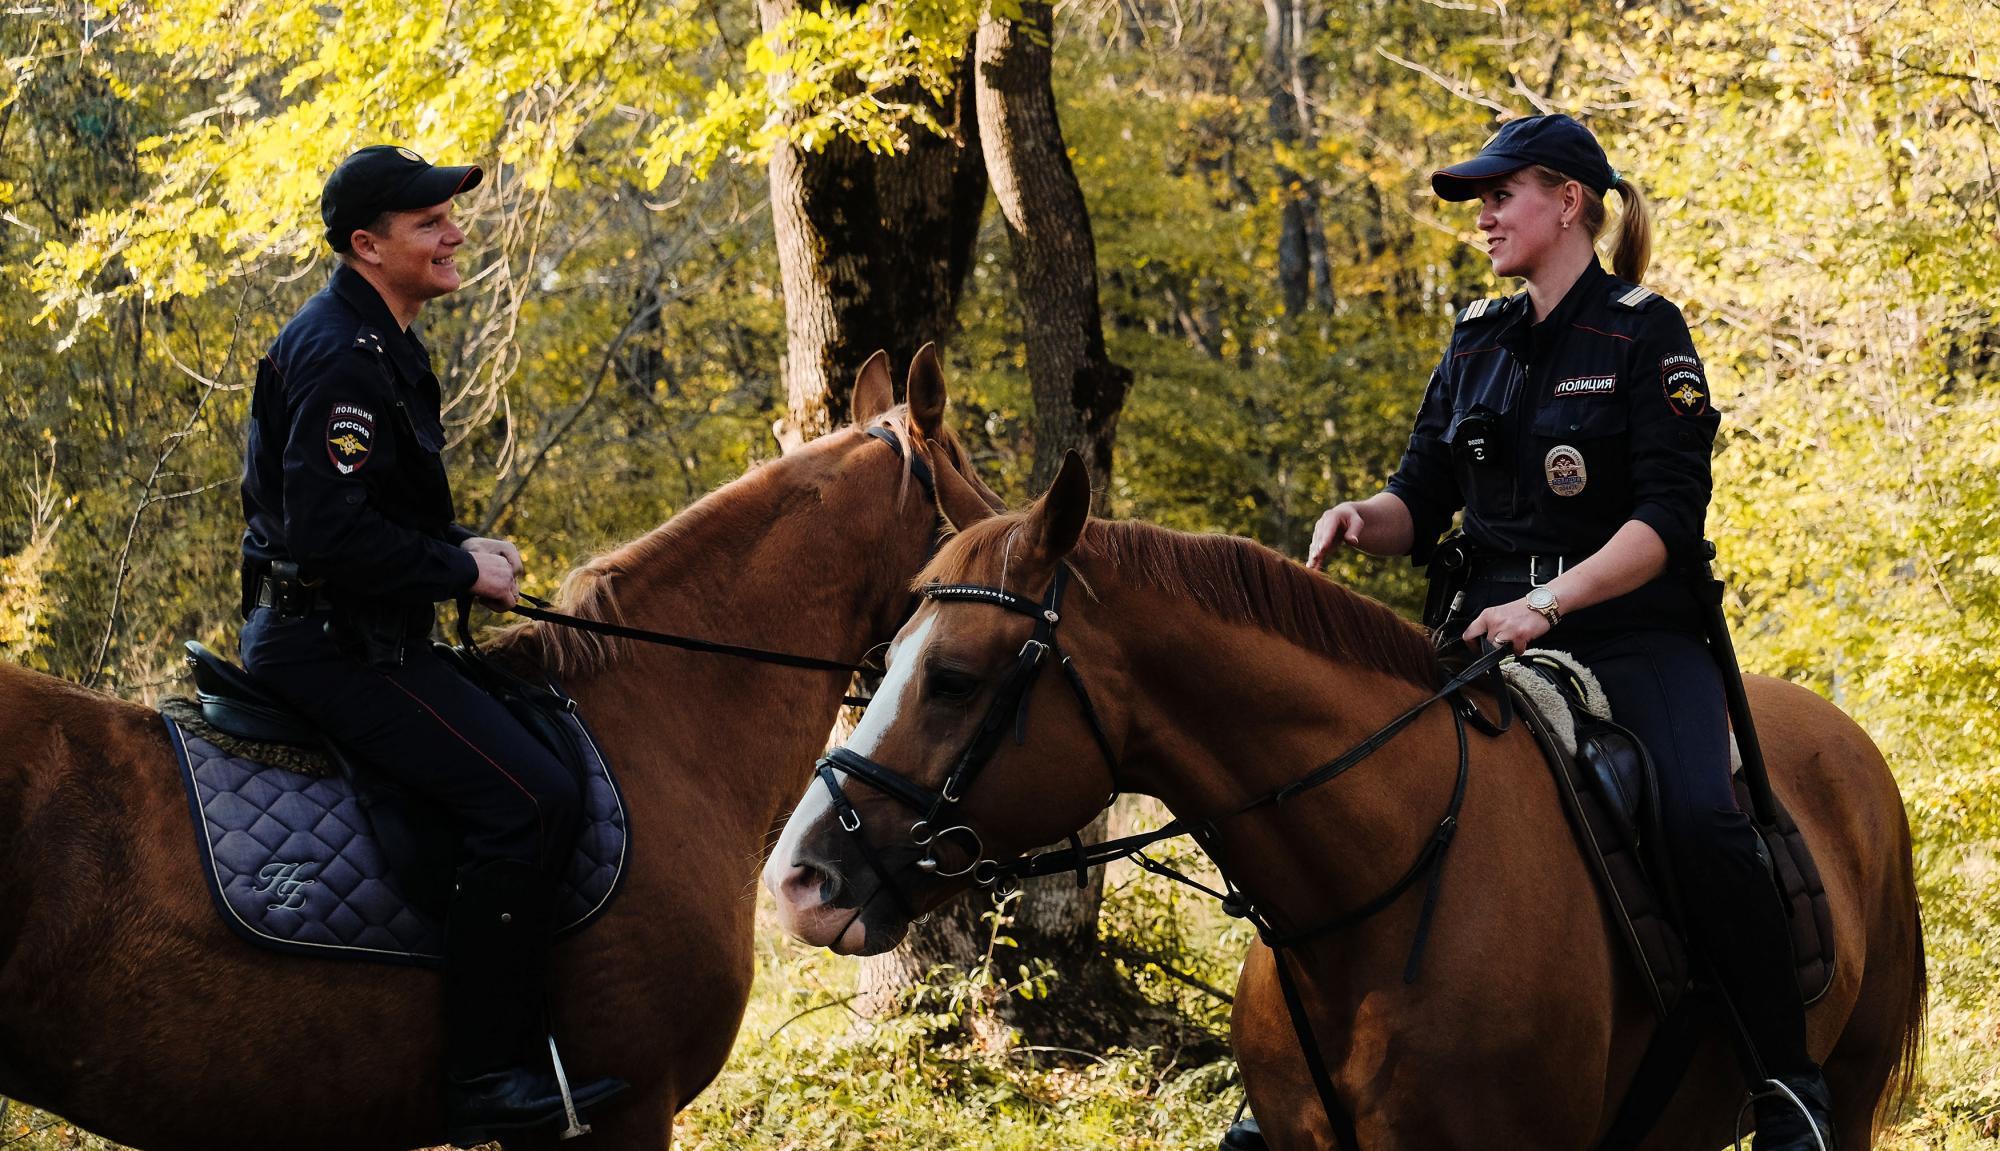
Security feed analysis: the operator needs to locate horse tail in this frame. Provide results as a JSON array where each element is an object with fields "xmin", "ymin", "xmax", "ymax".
[{"xmin": 1876, "ymin": 875, "xmax": 1927, "ymax": 1131}]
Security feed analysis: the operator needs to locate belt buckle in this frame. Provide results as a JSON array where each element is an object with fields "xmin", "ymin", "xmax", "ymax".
[{"xmin": 1528, "ymin": 555, "xmax": 1565, "ymax": 587}]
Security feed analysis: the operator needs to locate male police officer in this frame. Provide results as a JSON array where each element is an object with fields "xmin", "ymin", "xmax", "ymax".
[{"xmin": 238, "ymin": 146, "xmax": 623, "ymax": 1144}]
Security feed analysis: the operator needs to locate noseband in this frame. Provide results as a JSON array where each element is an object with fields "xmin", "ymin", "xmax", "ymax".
[{"xmin": 815, "ymin": 565, "xmax": 1117, "ymax": 910}]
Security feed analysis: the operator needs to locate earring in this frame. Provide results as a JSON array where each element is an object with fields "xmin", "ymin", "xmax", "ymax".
[{"xmin": 1562, "ymin": 221, "xmax": 1571, "ymax": 229}]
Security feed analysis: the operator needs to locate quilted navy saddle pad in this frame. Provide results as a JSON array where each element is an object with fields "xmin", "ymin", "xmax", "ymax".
[{"xmin": 164, "ymin": 711, "xmax": 628, "ymax": 966}]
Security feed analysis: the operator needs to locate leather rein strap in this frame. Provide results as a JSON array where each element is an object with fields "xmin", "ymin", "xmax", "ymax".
[{"xmin": 503, "ymin": 594, "xmax": 874, "ymax": 676}]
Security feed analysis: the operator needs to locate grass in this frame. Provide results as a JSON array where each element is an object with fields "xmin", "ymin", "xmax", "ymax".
[{"xmin": 7, "ymin": 825, "xmax": 2000, "ymax": 1149}]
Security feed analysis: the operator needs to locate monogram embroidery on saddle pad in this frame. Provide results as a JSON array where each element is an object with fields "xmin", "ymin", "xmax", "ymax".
[
  {"xmin": 1503, "ymin": 650, "xmax": 1835, "ymax": 1018},
  {"xmin": 160, "ymin": 707, "xmax": 628, "ymax": 966}
]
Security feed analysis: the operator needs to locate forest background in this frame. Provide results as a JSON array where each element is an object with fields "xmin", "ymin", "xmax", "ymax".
[{"xmin": 3, "ymin": 0, "xmax": 1999, "ymax": 1147}]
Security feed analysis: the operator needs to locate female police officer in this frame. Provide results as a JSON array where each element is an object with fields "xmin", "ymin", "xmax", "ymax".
[
  {"xmin": 238, "ymin": 146, "xmax": 621, "ymax": 1145},
  {"xmin": 1306, "ymin": 115, "xmax": 1832, "ymax": 1149}
]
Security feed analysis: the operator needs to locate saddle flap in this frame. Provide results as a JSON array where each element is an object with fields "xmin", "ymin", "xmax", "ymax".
[
  {"xmin": 1515, "ymin": 688, "xmax": 1690, "ymax": 1019},
  {"xmin": 1573, "ymin": 717, "xmax": 1652, "ymax": 854}
]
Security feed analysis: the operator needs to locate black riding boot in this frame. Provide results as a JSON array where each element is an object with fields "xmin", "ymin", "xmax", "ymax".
[
  {"xmin": 1689, "ymin": 827, "xmax": 1835, "ymax": 1151},
  {"xmin": 444, "ymin": 859, "xmax": 626, "ymax": 1148},
  {"xmin": 1218, "ymin": 1115, "xmax": 1266, "ymax": 1150}
]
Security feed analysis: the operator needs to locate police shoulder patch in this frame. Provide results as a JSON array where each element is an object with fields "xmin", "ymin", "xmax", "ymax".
[
  {"xmin": 326, "ymin": 403, "xmax": 376, "ymax": 475},
  {"xmin": 1661, "ymin": 352, "xmax": 1710, "ymax": 418}
]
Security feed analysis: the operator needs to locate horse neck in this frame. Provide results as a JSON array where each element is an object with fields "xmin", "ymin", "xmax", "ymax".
[
  {"xmin": 561, "ymin": 464, "xmax": 923, "ymax": 832},
  {"xmin": 1106, "ymin": 592, "xmax": 1482, "ymax": 950}
]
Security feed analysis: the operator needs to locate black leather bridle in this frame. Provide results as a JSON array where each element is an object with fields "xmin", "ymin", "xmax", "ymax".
[
  {"xmin": 812, "ymin": 559, "xmax": 1515, "ymax": 1147},
  {"xmin": 814, "ymin": 565, "xmax": 1115, "ymax": 913}
]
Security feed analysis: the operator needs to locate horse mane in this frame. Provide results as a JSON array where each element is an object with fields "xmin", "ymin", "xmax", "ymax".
[
  {"xmin": 486, "ymin": 406, "xmax": 963, "ymax": 678},
  {"xmin": 918, "ymin": 516, "xmax": 1443, "ymax": 689}
]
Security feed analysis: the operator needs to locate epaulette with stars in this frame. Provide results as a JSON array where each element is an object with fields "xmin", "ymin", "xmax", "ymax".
[{"xmin": 351, "ymin": 328, "xmax": 386, "ymax": 354}]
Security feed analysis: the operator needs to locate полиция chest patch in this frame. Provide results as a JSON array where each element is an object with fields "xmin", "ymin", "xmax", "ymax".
[{"xmin": 1553, "ymin": 374, "xmax": 1618, "ymax": 398}]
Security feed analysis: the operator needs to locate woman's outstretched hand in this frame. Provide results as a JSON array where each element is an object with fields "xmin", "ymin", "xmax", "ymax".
[
  {"xmin": 1308, "ymin": 504, "xmax": 1366, "ymax": 569},
  {"xmin": 1307, "ymin": 492, "xmax": 1415, "ymax": 568}
]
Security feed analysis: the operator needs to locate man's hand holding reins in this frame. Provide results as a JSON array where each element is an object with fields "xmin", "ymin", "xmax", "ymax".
[
  {"xmin": 461, "ymin": 536, "xmax": 524, "ymax": 575},
  {"xmin": 464, "ymin": 538, "xmax": 523, "ymax": 611}
]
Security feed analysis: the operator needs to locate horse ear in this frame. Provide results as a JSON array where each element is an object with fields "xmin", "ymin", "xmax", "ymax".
[
  {"xmin": 1026, "ymin": 450, "xmax": 1091, "ymax": 561},
  {"xmin": 929, "ymin": 439, "xmax": 998, "ymax": 531},
  {"xmin": 772, "ymin": 415, "xmax": 805, "ymax": 455},
  {"xmin": 907, "ymin": 343, "xmax": 948, "ymax": 441},
  {"xmin": 849, "ymin": 350, "xmax": 894, "ymax": 425}
]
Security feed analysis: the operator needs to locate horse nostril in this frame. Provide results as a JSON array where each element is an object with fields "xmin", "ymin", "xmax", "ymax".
[{"xmin": 788, "ymin": 860, "xmax": 848, "ymax": 908}]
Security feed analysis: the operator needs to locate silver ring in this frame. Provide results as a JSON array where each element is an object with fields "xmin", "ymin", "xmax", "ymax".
[{"xmin": 925, "ymin": 825, "xmax": 987, "ymax": 878}]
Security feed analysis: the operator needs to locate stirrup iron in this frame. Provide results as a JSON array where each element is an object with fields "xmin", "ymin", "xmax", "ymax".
[{"xmin": 1732, "ymin": 1077, "xmax": 1830, "ymax": 1151}]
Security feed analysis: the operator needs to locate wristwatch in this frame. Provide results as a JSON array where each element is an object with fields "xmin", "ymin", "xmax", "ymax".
[{"xmin": 1526, "ymin": 586, "xmax": 1562, "ymax": 626}]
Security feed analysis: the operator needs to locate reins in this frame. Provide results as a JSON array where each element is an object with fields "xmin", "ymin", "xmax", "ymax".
[
  {"xmin": 503, "ymin": 593, "xmax": 875, "ymax": 677},
  {"xmin": 816, "ymin": 563, "xmax": 1516, "ymax": 1149}
]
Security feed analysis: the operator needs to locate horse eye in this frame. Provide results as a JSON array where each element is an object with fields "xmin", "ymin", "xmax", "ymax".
[{"xmin": 926, "ymin": 668, "xmax": 980, "ymax": 701}]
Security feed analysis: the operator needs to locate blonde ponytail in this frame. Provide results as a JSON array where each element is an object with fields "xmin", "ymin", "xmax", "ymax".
[
  {"xmin": 1526, "ymin": 164, "xmax": 1654, "ymax": 284},
  {"xmin": 1608, "ymin": 176, "xmax": 1652, "ymax": 285}
]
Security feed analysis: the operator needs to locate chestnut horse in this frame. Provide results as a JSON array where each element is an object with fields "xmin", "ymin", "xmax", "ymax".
[
  {"xmin": 767, "ymin": 455, "xmax": 1926, "ymax": 1150},
  {"xmin": 0, "ymin": 349, "xmax": 1003, "ymax": 1151}
]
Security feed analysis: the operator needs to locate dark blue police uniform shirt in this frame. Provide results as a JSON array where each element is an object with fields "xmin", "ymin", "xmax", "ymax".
[
  {"xmin": 1385, "ymin": 259, "xmax": 1721, "ymax": 630},
  {"xmin": 241, "ymin": 263, "xmax": 480, "ymax": 608}
]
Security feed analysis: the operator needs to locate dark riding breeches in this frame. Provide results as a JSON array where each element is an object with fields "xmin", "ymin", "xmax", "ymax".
[
  {"xmin": 239, "ymin": 606, "xmax": 581, "ymax": 872},
  {"xmin": 1557, "ymin": 626, "xmax": 1811, "ymax": 1075},
  {"xmin": 1557, "ymin": 629, "xmax": 1743, "ymax": 882}
]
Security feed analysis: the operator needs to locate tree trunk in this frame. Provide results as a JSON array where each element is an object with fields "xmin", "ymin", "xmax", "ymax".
[
  {"xmin": 760, "ymin": 0, "xmax": 985, "ymax": 437},
  {"xmin": 1264, "ymin": 0, "xmax": 1334, "ymax": 319},
  {"xmin": 853, "ymin": 0, "xmax": 1167, "ymax": 1054},
  {"xmin": 974, "ymin": 0, "xmax": 1132, "ymax": 509},
  {"xmin": 972, "ymin": 0, "xmax": 1130, "ymax": 1027}
]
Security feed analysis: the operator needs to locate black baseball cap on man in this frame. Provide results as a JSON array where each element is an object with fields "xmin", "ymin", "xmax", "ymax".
[
  {"xmin": 321, "ymin": 145, "xmax": 484, "ymax": 252},
  {"xmin": 1430, "ymin": 114, "xmax": 1618, "ymax": 202}
]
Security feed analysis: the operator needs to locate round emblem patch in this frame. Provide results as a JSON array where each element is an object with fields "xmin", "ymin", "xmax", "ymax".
[
  {"xmin": 1661, "ymin": 353, "xmax": 1709, "ymax": 417},
  {"xmin": 327, "ymin": 403, "xmax": 376, "ymax": 475},
  {"xmin": 396, "ymin": 147, "xmax": 426, "ymax": 164},
  {"xmin": 1544, "ymin": 444, "xmax": 1588, "ymax": 497}
]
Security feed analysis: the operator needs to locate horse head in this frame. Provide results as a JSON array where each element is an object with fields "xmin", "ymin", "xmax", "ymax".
[
  {"xmin": 502, "ymin": 342, "xmax": 1001, "ymax": 682},
  {"xmin": 766, "ymin": 452, "xmax": 1124, "ymax": 955}
]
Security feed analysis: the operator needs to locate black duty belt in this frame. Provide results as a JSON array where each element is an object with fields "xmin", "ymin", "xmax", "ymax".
[
  {"xmin": 254, "ymin": 576, "xmax": 330, "ymax": 616},
  {"xmin": 1464, "ymin": 552, "xmax": 1583, "ymax": 587}
]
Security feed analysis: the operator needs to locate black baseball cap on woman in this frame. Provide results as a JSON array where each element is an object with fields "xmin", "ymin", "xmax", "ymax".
[
  {"xmin": 1431, "ymin": 114, "xmax": 1618, "ymax": 201},
  {"xmin": 321, "ymin": 145, "xmax": 484, "ymax": 252}
]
